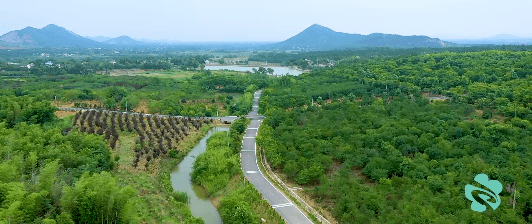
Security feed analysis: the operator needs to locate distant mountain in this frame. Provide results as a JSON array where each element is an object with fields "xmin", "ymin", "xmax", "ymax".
[
  {"xmin": 269, "ymin": 24, "xmax": 454, "ymax": 50},
  {"xmin": 0, "ymin": 24, "xmax": 104, "ymax": 48},
  {"xmin": 86, "ymin": 36, "xmax": 113, "ymax": 42},
  {"xmin": 104, "ymin": 36, "xmax": 144, "ymax": 45}
]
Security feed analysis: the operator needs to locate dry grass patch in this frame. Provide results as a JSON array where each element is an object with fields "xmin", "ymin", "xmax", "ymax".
[
  {"xmin": 55, "ymin": 110, "xmax": 76, "ymax": 118},
  {"xmin": 134, "ymin": 99, "xmax": 150, "ymax": 113}
]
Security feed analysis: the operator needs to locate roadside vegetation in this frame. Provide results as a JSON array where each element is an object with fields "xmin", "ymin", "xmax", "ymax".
[{"xmin": 192, "ymin": 118, "xmax": 286, "ymax": 224}]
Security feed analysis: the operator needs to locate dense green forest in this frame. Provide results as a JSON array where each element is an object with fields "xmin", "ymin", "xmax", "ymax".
[
  {"xmin": 248, "ymin": 45, "xmax": 532, "ymax": 69},
  {"xmin": 0, "ymin": 106, "xmax": 134, "ymax": 223},
  {"xmin": 257, "ymin": 50, "xmax": 532, "ymax": 223},
  {"xmin": 0, "ymin": 94, "xmax": 56, "ymax": 127}
]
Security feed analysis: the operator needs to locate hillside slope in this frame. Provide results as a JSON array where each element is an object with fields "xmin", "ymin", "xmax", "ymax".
[
  {"xmin": 105, "ymin": 35, "xmax": 144, "ymax": 45},
  {"xmin": 270, "ymin": 24, "xmax": 453, "ymax": 50},
  {"xmin": 0, "ymin": 24, "xmax": 104, "ymax": 48}
]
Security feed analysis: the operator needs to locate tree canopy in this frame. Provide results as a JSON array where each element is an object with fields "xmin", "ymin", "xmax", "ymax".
[{"xmin": 257, "ymin": 50, "xmax": 532, "ymax": 223}]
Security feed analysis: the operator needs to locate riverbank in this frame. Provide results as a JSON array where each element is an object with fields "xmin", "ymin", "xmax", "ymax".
[
  {"xmin": 171, "ymin": 127, "xmax": 229, "ymax": 223},
  {"xmin": 113, "ymin": 124, "xmax": 213, "ymax": 223},
  {"xmin": 191, "ymin": 118, "xmax": 286, "ymax": 223}
]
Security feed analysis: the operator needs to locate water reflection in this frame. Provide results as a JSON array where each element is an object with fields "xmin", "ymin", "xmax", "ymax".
[
  {"xmin": 204, "ymin": 65, "xmax": 303, "ymax": 76},
  {"xmin": 170, "ymin": 127, "xmax": 229, "ymax": 224}
]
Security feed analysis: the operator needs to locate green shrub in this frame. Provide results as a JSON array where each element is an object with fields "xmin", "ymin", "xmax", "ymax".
[
  {"xmin": 482, "ymin": 110, "xmax": 492, "ymax": 119},
  {"xmin": 219, "ymin": 189, "xmax": 258, "ymax": 224},
  {"xmin": 171, "ymin": 191, "xmax": 189, "ymax": 204}
]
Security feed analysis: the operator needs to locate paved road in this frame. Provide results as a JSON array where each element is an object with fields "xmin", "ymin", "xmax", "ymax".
[{"xmin": 241, "ymin": 90, "xmax": 313, "ymax": 224}]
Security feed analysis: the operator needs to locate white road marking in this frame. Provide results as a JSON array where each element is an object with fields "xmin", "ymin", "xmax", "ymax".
[
  {"xmin": 244, "ymin": 137, "xmax": 255, "ymax": 139},
  {"xmin": 252, "ymin": 146, "xmax": 314, "ymax": 223},
  {"xmin": 247, "ymin": 128, "xmax": 258, "ymax": 130},
  {"xmin": 238, "ymin": 91, "xmax": 314, "ymax": 224},
  {"xmin": 246, "ymin": 171, "xmax": 258, "ymax": 174},
  {"xmin": 272, "ymin": 203, "xmax": 293, "ymax": 208},
  {"xmin": 241, "ymin": 150, "xmax": 255, "ymax": 152}
]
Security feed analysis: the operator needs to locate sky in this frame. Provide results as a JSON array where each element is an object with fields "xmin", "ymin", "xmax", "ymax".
[{"xmin": 1, "ymin": 0, "xmax": 531, "ymax": 42}]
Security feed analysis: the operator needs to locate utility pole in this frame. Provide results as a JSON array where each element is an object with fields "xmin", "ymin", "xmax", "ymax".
[{"xmin": 125, "ymin": 100, "xmax": 128, "ymax": 112}]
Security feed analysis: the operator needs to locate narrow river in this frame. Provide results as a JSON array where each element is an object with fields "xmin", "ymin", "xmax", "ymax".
[{"xmin": 170, "ymin": 127, "xmax": 229, "ymax": 224}]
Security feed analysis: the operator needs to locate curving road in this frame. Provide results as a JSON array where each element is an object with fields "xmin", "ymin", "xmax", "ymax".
[{"xmin": 241, "ymin": 90, "xmax": 313, "ymax": 224}]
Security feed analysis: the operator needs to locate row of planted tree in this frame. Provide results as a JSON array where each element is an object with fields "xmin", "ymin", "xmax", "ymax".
[{"xmin": 71, "ymin": 110, "xmax": 213, "ymax": 169}]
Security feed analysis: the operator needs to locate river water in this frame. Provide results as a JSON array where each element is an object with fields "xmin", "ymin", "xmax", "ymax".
[
  {"xmin": 170, "ymin": 127, "xmax": 229, "ymax": 224},
  {"xmin": 204, "ymin": 65, "xmax": 303, "ymax": 76}
]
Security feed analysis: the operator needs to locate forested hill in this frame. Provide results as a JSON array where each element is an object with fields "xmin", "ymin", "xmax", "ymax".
[
  {"xmin": 104, "ymin": 35, "xmax": 144, "ymax": 45},
  {"xmin": 0, "ymin": 24, "xmax": 104, "ymax": 48},
  {"xmin": 257, "ymin": 50, "xmax": 532, "ymax": 223},
  {"xmin": 0, "ymin": 25, "xmax": 145, "ymax": 48},
  {"xmin": 268, "ymin": 24, "xmax": 456, "ymax": 50}
]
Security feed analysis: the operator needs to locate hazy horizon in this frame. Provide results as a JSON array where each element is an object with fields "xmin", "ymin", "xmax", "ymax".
[{"xmin": 1, "ymin": 0, "xmax": 531, "ymax": 42}]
